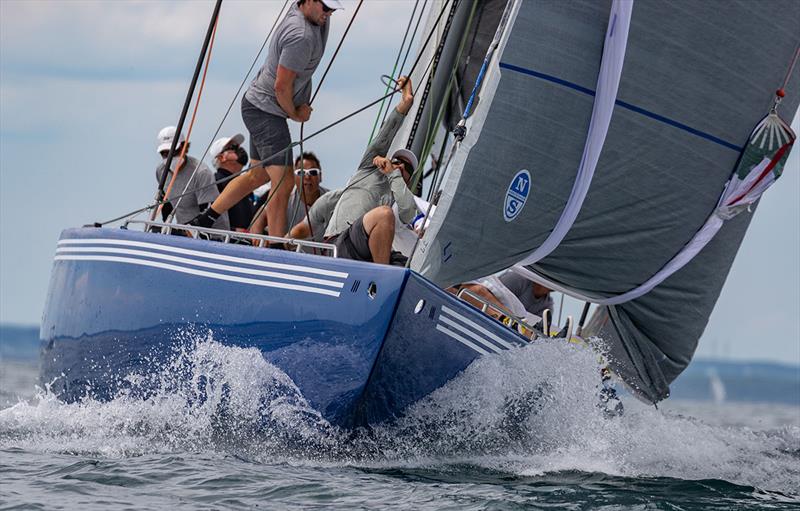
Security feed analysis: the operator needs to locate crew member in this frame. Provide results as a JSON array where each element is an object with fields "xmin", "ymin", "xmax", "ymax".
[
  {"xmin": 190, "ymin": 0, "xmax": 341, "ymax": 243},
  {"xmin": 209, "ymin": 133, "xmax": 255, "ymax": 231},
  {"xmin": 155, "ymin": 126, "xmax": 229, "ymax": 231},
  {"xmin": 323, "ymin": 76, "xmax": 418, "ymax": 264}
]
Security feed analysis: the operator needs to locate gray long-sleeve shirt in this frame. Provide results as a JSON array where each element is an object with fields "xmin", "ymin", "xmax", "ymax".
[{"xmin": 324, "ymin": 109, "xmax": 418, "ymax": 238}]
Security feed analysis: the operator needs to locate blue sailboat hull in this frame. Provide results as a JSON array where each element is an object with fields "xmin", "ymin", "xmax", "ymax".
[{"xmin": 41, "ymin": 227, "xmax": 527, "ymax": 428}]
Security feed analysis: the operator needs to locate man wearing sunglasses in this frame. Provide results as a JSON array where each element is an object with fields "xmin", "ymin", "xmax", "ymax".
[
  {"xmin": 209, "ymin": 134, "xmax": 255, "ymax": 232},
  {"xmin": 189, "ymin": 0, "xmax": 342, "ymax": 244},
  {"xmin": 251, "ymin": 151, "xmax": 329, "ymax": 236},
  {"xmin": 323, "ymin": 76, "xmax": 419, "ymax": 265}
]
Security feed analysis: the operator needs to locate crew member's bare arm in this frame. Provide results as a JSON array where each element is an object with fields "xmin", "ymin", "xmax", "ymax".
[
  {"xmin": 394, "ymin": 76, "xmax": 414, "ymax": 115},
  {"xmin": 289, "ymin": 220, "xmax": 311, "ymax": 239},
  {"xmin": 275, "ymin": 64, "xmax": 312, "ymax": 122}
]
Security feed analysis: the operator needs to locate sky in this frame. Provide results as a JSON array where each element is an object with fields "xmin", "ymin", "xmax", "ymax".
[{"xmin": 1, "ymin": 0, "xmax": 798, "ymax": 365}]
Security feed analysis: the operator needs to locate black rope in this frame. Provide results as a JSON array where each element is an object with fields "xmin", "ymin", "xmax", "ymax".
[
  {"xmin": 153, "ymin": 0, "xmax": 223, "ymax": 218},
  {"xmin": 369, "ymin": 0, "xmax": 421, "ymax": 141},
  {"xmin": 165, "ymin": 0, "xmax": 290, "ymax": 223},
  {"xmin": 380, "ymin": 0, "xmax": 430, "ymax": 128},
  {"xmin": 96, "ymin": 0, "xmax": 452, "ymax": 228},
  {"xmin": 299, "ymin": 0, "xmax": 365, "ymax": 241}
]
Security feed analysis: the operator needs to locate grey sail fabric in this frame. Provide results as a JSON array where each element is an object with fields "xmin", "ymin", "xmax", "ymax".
[{"xmin": 411, "ymin": 0, "xmax": 800, "ymax": 402}]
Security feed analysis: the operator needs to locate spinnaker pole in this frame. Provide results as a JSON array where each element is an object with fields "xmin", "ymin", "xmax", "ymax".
[{"xmin": 151, "ymin": 0, "xmax": 224, "ymax": 221}]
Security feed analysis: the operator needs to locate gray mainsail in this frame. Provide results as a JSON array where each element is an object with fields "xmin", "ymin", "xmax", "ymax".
[{"xmin": 408, "ymin": 0, "xmax": 800, "ymax": 402}]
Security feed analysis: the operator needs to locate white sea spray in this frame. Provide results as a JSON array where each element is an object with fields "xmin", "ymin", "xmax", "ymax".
[{"xmin": 1, "ymin": 330, "xmax": 798, "ymax": 496}]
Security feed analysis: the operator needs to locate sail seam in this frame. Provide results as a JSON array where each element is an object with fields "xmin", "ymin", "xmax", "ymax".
[{"xmin": 498, "ymin": 63, "xmax": 741, "ymax": 152}]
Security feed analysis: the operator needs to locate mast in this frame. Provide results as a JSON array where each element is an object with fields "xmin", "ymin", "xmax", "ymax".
[{"xmin": 151, "ymin": 0, "xmax": 224, "ymax": 220}]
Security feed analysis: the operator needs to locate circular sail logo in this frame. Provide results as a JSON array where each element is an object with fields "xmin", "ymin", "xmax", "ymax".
[{"xmin": 504, "ymin": 169, "xmax": 531, "ymax": 222}]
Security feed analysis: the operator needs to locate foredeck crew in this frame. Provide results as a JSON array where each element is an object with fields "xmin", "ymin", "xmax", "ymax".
[
  {"xmin": 155, "ymin": 126, "xmax": 229, "ymax": 231},
  {"xmin": 252, "ymin": 152, "xmax": 330, "ymax": 236},
  {"xmin": 323, "ymin": 76, "xmax": 419, "ymax": 265},
  {"xmin": 209, "ymin": 134, "xmax": 255, "ymax": 232},
  {"xmin": 190, "ymin": 0, "xmax": 341, "ymax": 242}
]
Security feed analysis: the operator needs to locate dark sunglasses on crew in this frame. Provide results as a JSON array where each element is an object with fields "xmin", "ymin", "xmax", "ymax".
[
  {"xmin": 317, "ymin": 0, "xmax": 334, "ymax": 13},
  {"xmin": 294, "ymin": 168, "xmax": 321, "ymax": 176},
  {"xmin": 391, "ymin": 159, "xmax": 410, "ymax": 171},
  {"xmin": 223, "ymin": 145, "xmax": 240, "ymax": 152}
]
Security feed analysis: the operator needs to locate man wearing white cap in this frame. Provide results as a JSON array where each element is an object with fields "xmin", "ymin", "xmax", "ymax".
[
  {"xmin": 323, "ymin": 76, "xmax": 419, "ymax": 265},
  {"xmin": 190, "ymin": 0, "xmax": 341, "ymax": 245},
  {"xmin": 155, "ymin": 126, "xmax": 229, "ymax": 231},
  {"xmin": 209, "ymin": 133, "xmax": 255, "ymax": 231}
]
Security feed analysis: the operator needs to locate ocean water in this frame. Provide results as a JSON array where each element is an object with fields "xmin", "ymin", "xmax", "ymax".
[{"xmin": 1, "ymin": 333, "xmax": 798, "ymax": 510}]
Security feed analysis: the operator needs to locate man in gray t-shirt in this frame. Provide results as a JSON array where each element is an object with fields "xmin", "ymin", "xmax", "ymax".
[
  {"xmin": 189, "ymin": 0, "xmax": 340, "ymax": 246},
  {"xmin": 289, "ymin": 188, "xmax": 343, "ymax": 242},
  {"xmin": 155, "ymin": 126, "xmax": 229, "ymax": 231}
]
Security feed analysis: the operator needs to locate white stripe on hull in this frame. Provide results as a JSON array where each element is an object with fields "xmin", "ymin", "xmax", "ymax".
[
  {"xmin": 438, "ymin": 315, "xmax": 503, "ymax": 354},
  {"xmin": 435, "ymin": 324, "xmax": 491, "ymax": 356},
  {"xmin": 58, "ymin": 238, "xmax": 348, "ymax": 279},
  {"xmin": 56, "ymin": 246, "xmax": 343, "ymax": 289},
  {"xmin": 441, "ymin": 306, "xmax": 516, "ymax": 350},
  {"xmin": 55, "ymin": 255, "xmax": 341, "ymax": 297},
  {"xmin": 433, "ymin": 304, "xmax": 525, "ymax": 356}
]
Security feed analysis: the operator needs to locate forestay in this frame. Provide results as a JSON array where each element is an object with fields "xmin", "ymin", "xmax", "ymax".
[{"xmin": 409, "ymin": 0, "xmax": 800, "ymax": 402}]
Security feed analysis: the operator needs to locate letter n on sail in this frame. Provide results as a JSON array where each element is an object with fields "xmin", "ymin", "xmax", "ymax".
[{"xmin": 504, "ymin": 169, "xmax": 531, "ymax": 222}]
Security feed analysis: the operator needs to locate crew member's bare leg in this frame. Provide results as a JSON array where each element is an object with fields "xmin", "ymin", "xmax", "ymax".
[
  {"xmin": 210, "ymin": 162, "xmax": 269, "ymax": 213},
  {"xmin": 264, "ymin": 164, "xmax": 293, "ymax": 239},
  {"xmin": 362, "ymin": 205, "xmax": 395, "ymax": 264}
]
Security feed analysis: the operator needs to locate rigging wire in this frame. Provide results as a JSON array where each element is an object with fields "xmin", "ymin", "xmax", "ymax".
[
  {"xmin": 368, "ymin": 0, "xmax": 421, "ymax": 143},
  {"xmin": 96, "ymin": 0, "xmax": 453, "ymax": 228},
  {"xmin": 97, "ymin": 88, "xmax": 401, "ymax": 227},
  {"xmin": 379, "ymin": 0, "xmax": 431, "ymax": 129},
  {"xmin": 298, "ymin": 0, "xmax": 365, "ymax": 242},
  {"xmin": 409, "ymin": 0, "xmax": 478, "ymax": 198},
  {"xmin": 158, "ymin": 15, "xmax": 219, "ymax": 220},
  {"xmin": 164, "ymin": 0, "xmax": 291, "ymax": 224}
]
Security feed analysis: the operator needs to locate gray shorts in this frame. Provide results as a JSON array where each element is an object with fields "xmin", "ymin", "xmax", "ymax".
[
  {"xmin": 334, "ymin": 217, "xmax": 373, "ymax": 262},
  {"xmin": 241, "ymin": 96, "xmax": 293, "ymax": 167}
]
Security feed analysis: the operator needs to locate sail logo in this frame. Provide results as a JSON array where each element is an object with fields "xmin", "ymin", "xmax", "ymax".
[{"xmin": 504, "ymin": 170, "xmax": 531, "ymax": 222}]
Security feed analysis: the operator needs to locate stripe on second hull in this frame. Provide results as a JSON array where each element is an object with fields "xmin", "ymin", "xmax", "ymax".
[
  {"xmin": 435, "ymin": 324, "xmax": 491, "ymax": 356},
  {"xmin": 441, "ymin": 306, "xmax": 518, "ymax": 351}
]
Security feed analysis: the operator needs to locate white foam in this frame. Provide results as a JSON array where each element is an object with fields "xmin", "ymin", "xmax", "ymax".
[{"xmin": 1, "ymin": 332, "xmax": 798, "ymax": 494}]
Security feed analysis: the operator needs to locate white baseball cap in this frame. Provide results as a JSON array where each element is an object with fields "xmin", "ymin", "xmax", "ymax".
[
  {"xmin": 209, "ymin": 133, "xmax": 245, "ymax": 166},
  {"xmin": 391, "ymin": 148, "xmax": 418, "ymax": 174},
  {"xmin": 156, "ymin": 126, "xmax": 186, "ymax": 154},
  {"xmin": 321, "ymin": 0, "xmax": 344, "ymax": 10}
]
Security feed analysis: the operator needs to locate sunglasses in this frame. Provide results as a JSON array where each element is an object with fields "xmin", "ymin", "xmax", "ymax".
[
  {"xmin": 294, "ymin": 168, "xmax": 321, "ymax": 177},
  {"xmin": 391, "ymin": 158, "xmax": 411, "ymax": 172},
  {"xmin": 317, "ymin": 0, "xmax": 334, "ymax": 13},
  {"xmin": 223, "ymin": 144, "xmax": 239, "ymax": 152}
]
